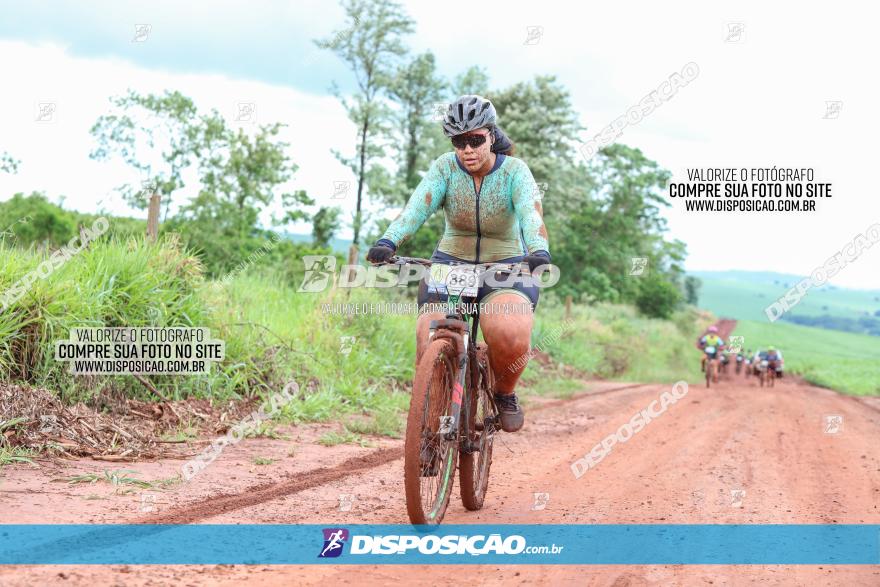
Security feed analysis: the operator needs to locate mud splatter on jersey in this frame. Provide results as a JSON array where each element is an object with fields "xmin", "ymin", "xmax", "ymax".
[{"xmin": 381, "ymin": 152, "xmax": 549, "ymax": 262}]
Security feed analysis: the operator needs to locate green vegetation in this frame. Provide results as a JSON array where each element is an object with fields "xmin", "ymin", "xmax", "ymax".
[
  {"xmin": 61, "ymin": 469, "xmax": 153, "ymax": 489},
  {"xmin": 0, "ymin": 418, "xmax": 36, "ymax": 466},
  {"xmin": 524, "ymin": 299, "xmax": 706, "ymax": 389},
  {"xmin": 2, "ymin": 0, "xmax": 875, "ymax": 469},
  {"xmin": 0, "ymin": 445, "xmax": 35, "ymax": 466},
  {"xmin": 733, "ymin": 319, "xmax": 880, "ymax": 396},
  {"xmin": 344, "ymin": 408, "xmax": 403, "ymax": 438},
  {"xmin": 0, "ymin": 236, "xmax": 211, "ymax": 402},
  {"xmin": 318, "ymin": 429, "xmax": 371, "ymax": 447},
  {"xmin": 0, "ymin": 216, "xmax": 742, "ymax": 445},
  {"xmin": 0, "ymin": 192, "xmax": 145, "ymax": 247},
  {"xmin": 694, "ymin": 270, "xmax": 880, "ymax": 325}
]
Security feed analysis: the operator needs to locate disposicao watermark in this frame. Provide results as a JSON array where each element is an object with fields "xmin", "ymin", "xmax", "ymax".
[
  {"xmin": 764, "ymin": 221, "xmax": 880, "ymax": 322},
  {"xmin": 297, "ymin": 256, "xmax": 560, "ymax": 293},
  {"xmin": 508, "ymin": 317, "xmax": 576, "ymax": 373},
  {"xmin": 580, "ymin": 62, "xmax": 700, "ymax": 162},
  {"xmin": 570, "ymin": 381, "xmax": 689, "ymax": 478},
  {"xmin": 181, "ymin": 381, "xmax": 300, "ymax": 480},
  {"xmin": 1, "ymin": 216, "xmax": 109, "ymax": 312}
]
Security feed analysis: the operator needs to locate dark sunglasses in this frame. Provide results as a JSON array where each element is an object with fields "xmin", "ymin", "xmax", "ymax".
[{"xmin": 451, "ymin": 132, "xmax": 490, "ymax": 150}]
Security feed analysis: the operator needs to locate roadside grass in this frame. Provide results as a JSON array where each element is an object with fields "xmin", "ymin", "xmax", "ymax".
[
  {"xmin": 245, "ymin": 422, "xmax": 289, "ymax": 440},
  {"xmin": 56, "ymin": 469, "xmax": 182, "ymax": 492},
  {"xmin": 343, "ymin": 408, "xmax": 403, "ymax": 438},
  {"xmin": 519, "ymin": 372, "xmax": 583, "ymax": 400},
  {"xmin": 0, "ymin": 237, "xmax": 212, "ymax": 403},
  {"xmin": 60, "ymin": 469, "xmax": 153, "ymax": 489},
  {"xmin": 159, "ymin": 425, "xmax": 199, "ymax": 442},
  {"xmin": 212, "ymin": 273, "xmax": 415, "ymax": 424},
  {"xmin": 732, "ymin": 319, "xmax": 880, "ymax": 395},
  {"xmin": 1, "ymin": 236, "xmax": 715, "ymax": 448},
  {"xmin": 0, "ymin": 445, "xmax": 36, "ymax": 466},
  {"xmin": 519, "ymin": 299, "xmax": 707, "ymax": 391},
  {"xmin": 318, "ymin": 429, "xmax": 372, "ymax": 447}
]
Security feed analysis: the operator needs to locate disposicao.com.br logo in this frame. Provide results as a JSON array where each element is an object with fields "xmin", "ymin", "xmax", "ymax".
[
  {"xmin": 297, "ymin": 255, "xmax": 560, "ymax": 293},
  {"xmin": 318, "ymin": 528, "xmax": 349, "ymax": 558},
  {"xmin": 317, "ymin": 528, "xmax": 563, "ymax": 558}
]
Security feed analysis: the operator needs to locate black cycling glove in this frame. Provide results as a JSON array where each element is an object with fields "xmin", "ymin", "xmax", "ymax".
[
  {"xmin": 525, "ymin": 250, "xmax": 551, "ymax": 273},
  {"xmin": 366, "ymin": 239, "xmax": 396, "ymax": 264}
]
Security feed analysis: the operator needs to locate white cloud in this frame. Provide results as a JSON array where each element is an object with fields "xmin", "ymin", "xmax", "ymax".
[
  {"xmin": 2, "ymin": 0, "xmax": 879, "ymax": 288},
  {"xmin": 0, "ymin": 39, "xmax": 365, "ymax": 233}
]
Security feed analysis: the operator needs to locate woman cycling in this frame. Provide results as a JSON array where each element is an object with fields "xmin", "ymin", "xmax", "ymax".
[{"xmin": 366, "ymin": 95, "xmax": 551, "ymax": 433}]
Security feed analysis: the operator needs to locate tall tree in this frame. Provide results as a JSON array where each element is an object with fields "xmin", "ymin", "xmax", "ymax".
[
  {"xmin": 554, "ymin": 144, "xmax": 679, "ymax": 302},
  {"xmin": 452, "ymin": 66, "xmax": 490, "ymax": 97},
  {"xmin": 312, "ymin": 206, "xmax": 343, "ymax": 248},
  {"xmin": 491, "ymin": 76, "xmax": 584, "ymax": 185},
  {"xmin": 90, "ymin": 90, "xmax": 199, "ymax": 219},
  {"xmin": 385, "ymin": 51, "xmax": 447, "ymax": 196},
  {"xmin": 316, "ymin": 0, "xmax": 414, "ymax": 249},
  {"xmin": 363, "ymin": 51, "xmax": 449, "ymax": 257},
  {"xmin": 180, "ymin": 116, "xmax": 306, "ymax": 240},
  {"xmin": 684, "ymin": 275, "xmax": 702, "ymax": 305}
]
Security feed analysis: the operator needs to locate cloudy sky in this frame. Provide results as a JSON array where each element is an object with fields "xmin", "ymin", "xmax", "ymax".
[{"xmin": 1, "ymin": 0, "xmax": 878, "ymax": 288}]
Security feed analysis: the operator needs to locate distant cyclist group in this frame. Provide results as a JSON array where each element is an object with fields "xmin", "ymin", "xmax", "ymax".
[{"xmin": 698, "ymin": 325, "xmax": 784, "ymax": 388}]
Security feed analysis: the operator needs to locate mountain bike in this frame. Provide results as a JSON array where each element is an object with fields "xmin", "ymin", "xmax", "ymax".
[
  {"xmin": 704, "ymin": 347, "xmax": 719, "ymax": 388},
  {"xmin": 760, "ymin": 360, "xmax": 776, "ymax": 388},
  {"xmin": 380, "ymin": 256, "xmax": 526, "ymax": 525}
]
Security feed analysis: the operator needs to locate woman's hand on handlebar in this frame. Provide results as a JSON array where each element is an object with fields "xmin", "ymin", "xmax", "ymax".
[{"xmin": 366, "ymin": 244, "xmax": 395, "ymax": 264}]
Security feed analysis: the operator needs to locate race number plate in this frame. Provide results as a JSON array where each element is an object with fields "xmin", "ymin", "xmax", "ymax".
[
  {"xmin": 429, "ymin": 264, "xmax": 482, "ymax": 297},
  {"xmin": 705, "ymin": 346, "xmax": 715, "ymax": 354}
]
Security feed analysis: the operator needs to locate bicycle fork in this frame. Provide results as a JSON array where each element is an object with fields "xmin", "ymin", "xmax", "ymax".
[{"xmin": 429, "ymin": 317, "xmax": 469, "ymax": 442}]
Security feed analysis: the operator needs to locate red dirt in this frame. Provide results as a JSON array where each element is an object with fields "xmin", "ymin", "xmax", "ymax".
[{"xmin": 1, "ymin": 376, "xmax": 879, "ymax": 586}]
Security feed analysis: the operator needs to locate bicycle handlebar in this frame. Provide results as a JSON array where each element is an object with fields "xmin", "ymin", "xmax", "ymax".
[{"xmin": 380, "ymin": 255, "xmax": 528, "ymax": 274}]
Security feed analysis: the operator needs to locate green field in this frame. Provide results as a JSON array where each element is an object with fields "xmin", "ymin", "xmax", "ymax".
[
  {"xmin": 693, "ymin": 270, "xmax": 880, "ymax": 322},
  {"xmin": 732, "ymin": 319, "xmax": 880, "ymax": 396}
]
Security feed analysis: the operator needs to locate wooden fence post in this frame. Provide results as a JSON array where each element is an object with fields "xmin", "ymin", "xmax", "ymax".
[
  {"xmin": 346, "ymin": 243, "xmax": 359, "ymax": 283},
  {"xmin": 146, "ymin": 194, "xmax": 161, "ymax": 241}
]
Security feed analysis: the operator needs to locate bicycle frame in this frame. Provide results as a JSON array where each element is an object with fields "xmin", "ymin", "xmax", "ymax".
[
  {"xmin": 427, "ymin": 291, "xmax": 477, "ymax": 445},
  {"xmin": 389, "ymin": 256, "xmax": 524, "ymax": 449}
]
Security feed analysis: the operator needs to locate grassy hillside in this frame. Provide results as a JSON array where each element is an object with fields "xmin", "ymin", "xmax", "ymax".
[
  {"xmin": 732, "ymin": 319, "xmax": 880, "ymax": 396},
  {"xmin": 693, "ymin": 270, "xmax": 880, "ymax": 322}
]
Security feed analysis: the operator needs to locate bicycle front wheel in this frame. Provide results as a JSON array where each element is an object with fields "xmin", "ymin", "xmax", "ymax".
[
  {"xmin": 460, "ymin": 343, "xmax": 496, "ymax": 511},
  {"xmin": 404, "ymin": 338, "xmax": 458, "ymax": 525}
]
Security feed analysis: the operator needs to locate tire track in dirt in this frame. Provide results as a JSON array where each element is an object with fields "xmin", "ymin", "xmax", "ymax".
[
  {"xmin": 139, "ymin": 382, "xmax": 650, "ymax": 525},
  {"xmin": 142, "ymin": 446, "xmax": 403, "ymax": 525},
  {"xmin": 3, "ymin": 376, "xmax": 880, "ymax": 586}
]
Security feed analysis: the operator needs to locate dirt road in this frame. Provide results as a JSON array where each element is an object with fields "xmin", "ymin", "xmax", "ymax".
[{"xmin": 2, "ymin": 374, "xmax": 879, "ymax": 586}]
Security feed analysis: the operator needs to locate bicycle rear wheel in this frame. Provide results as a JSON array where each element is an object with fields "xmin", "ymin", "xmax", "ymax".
[
  {"xmin": 404, "ymin": 338, "xmax": 458, "ymax": 525},
  {"xmin": 460, "ymin": 343, "xmax": 496, "ymax": 511}
]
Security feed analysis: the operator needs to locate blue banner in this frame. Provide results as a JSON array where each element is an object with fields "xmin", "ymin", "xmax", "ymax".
[{"xmin": 1, "ymin": 525, "xmax": 878, "ymax": 565}]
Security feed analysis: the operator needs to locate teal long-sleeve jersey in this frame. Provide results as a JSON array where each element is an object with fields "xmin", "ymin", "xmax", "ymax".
[{"xmin": 380, "ymin": 152, "xmax": 549, "ymax": 262}]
